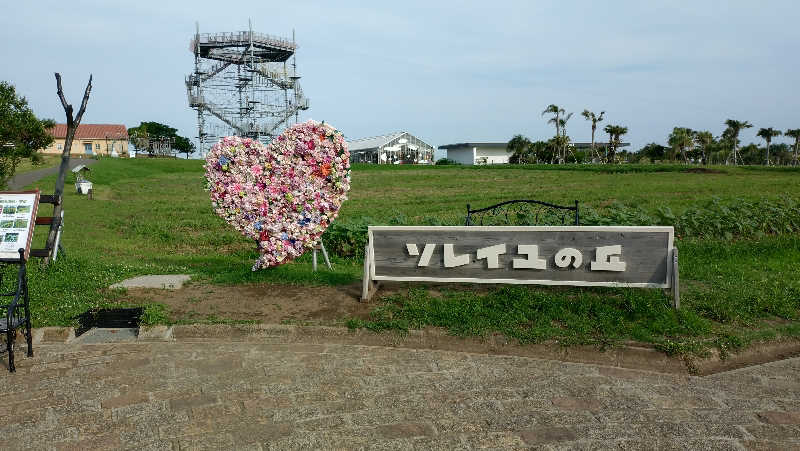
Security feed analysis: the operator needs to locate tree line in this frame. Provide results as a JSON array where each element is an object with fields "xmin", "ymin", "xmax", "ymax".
[
  {"xmin": 643, "ymin": 121, "xmax": 799, "ymax": 166},
  {"xmin": 128, "ymin": 121, "xmax": 195, "ymax": 159},
  {"xmin": 508, "ymin": 105, "xmax": 800, "ymax": 166}
]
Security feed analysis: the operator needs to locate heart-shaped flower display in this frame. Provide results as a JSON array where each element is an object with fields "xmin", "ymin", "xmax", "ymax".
[{"xmin": 204, "ymin": 120, "xmax": 350, "ymax": 270}]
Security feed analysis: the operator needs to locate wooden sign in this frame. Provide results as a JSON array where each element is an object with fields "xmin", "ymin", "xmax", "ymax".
[
  {"xmin": 363, "ymin": 226, "xmax": 679, "ymax": 308},
  {"xmin": 0, "ymin": 190, "xmax": 40, "ymax": 261}
]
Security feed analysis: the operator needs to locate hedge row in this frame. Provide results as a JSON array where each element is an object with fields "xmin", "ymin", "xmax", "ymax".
[{"xmin": 322, "ymin": 197, "xmax": 800, "ymax": 258}]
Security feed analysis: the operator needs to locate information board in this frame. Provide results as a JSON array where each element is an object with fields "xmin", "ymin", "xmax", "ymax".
[
  {"xmin": 0, "ymin": 190, "xmax": 40, "ymax": 261},
  {"xmin": 363, "ymin": 226, "xmax": 680, "ymax": 307}
]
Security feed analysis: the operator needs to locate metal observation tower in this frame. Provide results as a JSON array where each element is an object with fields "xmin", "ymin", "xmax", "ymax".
[{"xmin": 186, "ymin": 22, "xmax": 310, "ymax": 156}]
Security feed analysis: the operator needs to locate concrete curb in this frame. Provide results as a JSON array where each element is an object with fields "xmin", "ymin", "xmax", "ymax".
[
  {"xmin": 169, "ymin": 324, "xmax": 800, "ymax": 375},
  {"xmin": 33, "ymin": 327, "xmax": 76, "ymax": 344},
  {"xmin": 27, "ymin": 324, "xmax": 800, "ymax": 376},
  {"xmin": 137, "ymin": 325, "xmax": 174, "ymax": 341}
]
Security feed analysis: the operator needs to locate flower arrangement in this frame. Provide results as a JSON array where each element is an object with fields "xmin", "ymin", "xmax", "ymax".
[{"xmin": 204, "ymin": 120, "xmax": 350, "ymax": 270}]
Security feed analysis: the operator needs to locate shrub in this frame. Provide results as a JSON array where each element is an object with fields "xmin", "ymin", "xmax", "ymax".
[
  {"xmin": 324, "ymin": 196, "xmax": 800, "ymax": 258},
  {"xmin": 583, "ymin": 197, "xmax": 800, "ymax": 239},
  {"xmin": 435, "ymin": 158, "xmax": 460, "ymax": 165}
]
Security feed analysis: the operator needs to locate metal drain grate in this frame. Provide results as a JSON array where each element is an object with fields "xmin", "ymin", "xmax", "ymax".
[{"xmin": 75, "ymin": 307, "xmax": 143, "ymax": 337}]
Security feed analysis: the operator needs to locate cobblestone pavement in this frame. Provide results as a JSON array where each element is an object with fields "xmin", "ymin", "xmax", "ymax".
[{"xmin": 2, "ymin": 339, "xmax": 799, "ymax": 450}]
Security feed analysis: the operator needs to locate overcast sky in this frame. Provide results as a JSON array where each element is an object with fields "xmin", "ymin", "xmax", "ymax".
[{"xmin": 2, "ymin": 0, "xmax": 798, "ymax": 155}]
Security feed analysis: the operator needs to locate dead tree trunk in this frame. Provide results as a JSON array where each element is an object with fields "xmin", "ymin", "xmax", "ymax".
[{"xmin": 43, "ymin": 73, "xmax": 92, "ymax": 265}]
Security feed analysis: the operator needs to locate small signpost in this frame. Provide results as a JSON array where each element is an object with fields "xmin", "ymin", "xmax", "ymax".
[
  {"xmin": 0, "ymin": 190, "xmax": 40, "ymax": 262},
  {"xmin": 0, "ymin": 190, "xmax": 39, "ymax": 371},
  {"xmin": 72, "ymin": 165, "xmax": 92, "ymax": 195},
  {"xmin": 362, "ymin": 226, "xmax": 679, "ymax": 308}
]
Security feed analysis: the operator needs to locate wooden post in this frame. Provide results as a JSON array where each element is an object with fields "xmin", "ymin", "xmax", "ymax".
[
  {"xmin": 361, "ymin": 244, "xmax": 370, "ymax": 301},
  {"xmin": 672, "ymin": 247, "xmax": 680, "ymax": 310},
  {"xmin": 361, "ymin": 244, "xmax": 378, "ymax": 302}
]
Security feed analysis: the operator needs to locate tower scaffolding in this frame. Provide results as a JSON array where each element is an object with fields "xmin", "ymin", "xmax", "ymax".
[{"xmin": 187, "ymin": 22, "xmax": 310, "ymax": 156}]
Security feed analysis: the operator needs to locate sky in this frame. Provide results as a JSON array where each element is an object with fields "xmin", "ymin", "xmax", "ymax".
[{"xmin": 2, "ymin": 0, "xmax": 799, "ymax": 158}]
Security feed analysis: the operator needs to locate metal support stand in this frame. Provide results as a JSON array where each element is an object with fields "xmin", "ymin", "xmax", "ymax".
[
  {"xmin": 312, "ymin": 241, "xmax": 332, "ymax": 272},
  {"xmin": 52, "ymin": 211, "xmax": 64, "ymax": 262},
  {"xmin": 1, "ymin": 249, "xmax": 33, "ymax": 372}
]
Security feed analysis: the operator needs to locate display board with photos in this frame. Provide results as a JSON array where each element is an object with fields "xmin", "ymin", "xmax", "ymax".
[{"xmin": 0, "ymin": 190, "xmax": 40, "ymax": 261}]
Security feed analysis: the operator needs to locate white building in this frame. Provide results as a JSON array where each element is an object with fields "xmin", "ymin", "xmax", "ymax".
[
  {"xmin": 438, "ymin": 142, "xmax": 510, "ymax": 165},
  {"xmin": 348, "ymin": 132, "xmax": 435, "ymax": 164}
]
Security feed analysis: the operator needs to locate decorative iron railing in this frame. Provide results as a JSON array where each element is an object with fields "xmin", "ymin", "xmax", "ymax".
[{"xmin": 465, "ymin": 199, "xmax": 579, "ymax": 226}]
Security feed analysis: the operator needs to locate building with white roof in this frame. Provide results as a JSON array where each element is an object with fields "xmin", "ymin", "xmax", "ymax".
[
  {"xmin": 438, "ymin": 142, "xmax": 510, "ymax": 165},
  {"xmin": 439, "ymin": 141, "xmax": 632, "ymax": 165},
  {"xmin": 347, "ymin": 132, "xmax": 435, "ymax": 164}
]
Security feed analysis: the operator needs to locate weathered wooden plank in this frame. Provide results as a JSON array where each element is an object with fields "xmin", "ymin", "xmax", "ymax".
[
  {"xmin": 39, "ymin": 194, "xmax": 60, "ymax": 205},
  {"xmin": 368, "ymin": 226, "xmax": 674, "ymax": 288}
]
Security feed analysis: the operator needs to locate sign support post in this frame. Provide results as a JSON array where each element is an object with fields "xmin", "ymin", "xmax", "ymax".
[
  {"xmin": 362, "ymin": 244, "xmax": 378, "ymax": 301},
  {"xmin": 671, "ymin": 248, "xmax": 680, "ymax": 310},
  {"xmin": 0, "ymin": 191, "xmax": 40, "ymax": 372}
]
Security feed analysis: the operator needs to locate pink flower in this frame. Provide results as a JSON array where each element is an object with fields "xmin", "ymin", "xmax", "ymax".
[{"xmin": 204, "ymin": 121, "xmax": 350, "ymax": 270}]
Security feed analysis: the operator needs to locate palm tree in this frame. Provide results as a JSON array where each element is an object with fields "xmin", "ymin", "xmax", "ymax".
[
  {"xmin": 581, "ymin": 109, "xmax": 605, "ymax": 163},
  {"xmin": 542, "ymin": 104, "xmax": 570, "ymax": 162},
  {"xmin": 694, "ymin": 131, "xmax": 714, "ymax": 165},
  {"xmin": 723, "ymin": 119, "xmax": 752, "ymax": 165},
  {"xmin": 557, "ymin": 112, "xmax": 574, "ymax": 163},
  {"xmin": 506, "ymin": 134, "xmax": 532, "ymax": 164},
  {"xmin": 668, "ymin": 127, "xmax": 694, "ymax": 163},
  {"xmin": 603, "ymin": 124, "xmax": 628, "ymax": 163},
  {"xmin": 757, "ymin": 127, "xmax": 782, "ymax": 165},
  {"xmin": 542, "ymin": 104, "xmax": 564, "ymax": 138},
  {"xmin": 785, "ymin": 129, "xmax": 800, "ymax": 166}
]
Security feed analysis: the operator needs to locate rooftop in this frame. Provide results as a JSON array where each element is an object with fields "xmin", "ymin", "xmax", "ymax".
[
  {"xmin": 347, "ymin": 132, "xmax": 406, "ymax": 152},
  {"xmin": 438, "ymin": 142, "xmax": 507, "ymax": 149},
  {"xmin": 572, "ymin": 142, "xmax": 631, "ymax": 148},
  {"xmin": 192, "ymin": 31, "xmax": 296, "ymax": 63},
  {"xmin": 49, "ymin": 124, "xmax": 128, "ymax": 140},
  {"xmin": 439, "ymin": 141, "xmax": 631, "ymax": 149}
]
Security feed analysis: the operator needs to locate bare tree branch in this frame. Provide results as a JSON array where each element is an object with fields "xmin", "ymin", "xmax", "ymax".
[
  {"xmin": 74, "ymin": 75, "xmax": 92, "ymax": 125},
  {"xmin": 45, "ymin": 73, "xmax": 92, "ymax": 265},
  {"xmin": 54, "ymin": 73, "xmax": 73, "ymax": 125}
]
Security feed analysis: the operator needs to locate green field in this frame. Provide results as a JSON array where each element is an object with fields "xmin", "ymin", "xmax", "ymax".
[
  {"xmin": 17, "ymin": 159, "xmax": 800, "ymax": 356},
  {"xmin": 13, "ymin": 154, "xmax": 61, "ymax": 176},
  {"xmin": 344, "ymin": 163, "xmax": 800, "ymax": 221}
]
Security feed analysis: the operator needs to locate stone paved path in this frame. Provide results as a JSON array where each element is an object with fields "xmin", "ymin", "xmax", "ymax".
[{"xmin": 2, "ymin": 338, "xmax": 799, "ymax": 450}]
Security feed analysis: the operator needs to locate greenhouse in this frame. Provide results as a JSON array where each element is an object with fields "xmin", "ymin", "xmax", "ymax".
[{"xmin": 348, "ymin": 132, "xmax": 434, "ymax": 164}]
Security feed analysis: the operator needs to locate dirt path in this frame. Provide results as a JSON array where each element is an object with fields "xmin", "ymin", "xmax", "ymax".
[
  {"xmin": 121, "ymin": 281, "xmax": 375, "ymax": 325},
  {"xmin": 119, "ymin": 280, "xmax": 499, "ymax": 326}
]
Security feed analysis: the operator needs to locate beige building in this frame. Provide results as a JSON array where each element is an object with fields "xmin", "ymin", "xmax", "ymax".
[{"xmin": 43, "ymin": 124, "xmax": 129, "ymax": 157}]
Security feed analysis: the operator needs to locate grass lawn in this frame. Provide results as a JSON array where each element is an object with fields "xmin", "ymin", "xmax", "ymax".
[
  {"xmin": 16, "ymin": 158, "xmax": 800, "ymax": 357},
  {"xmin": 11, "ymin": 154, "xmax": 61, "ymax": 177}
]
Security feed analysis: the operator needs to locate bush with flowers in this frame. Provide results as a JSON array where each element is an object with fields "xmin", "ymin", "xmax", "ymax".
[{"xmin": 204, "ymin": 120, "xmax": 350, "ymax": 270}]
